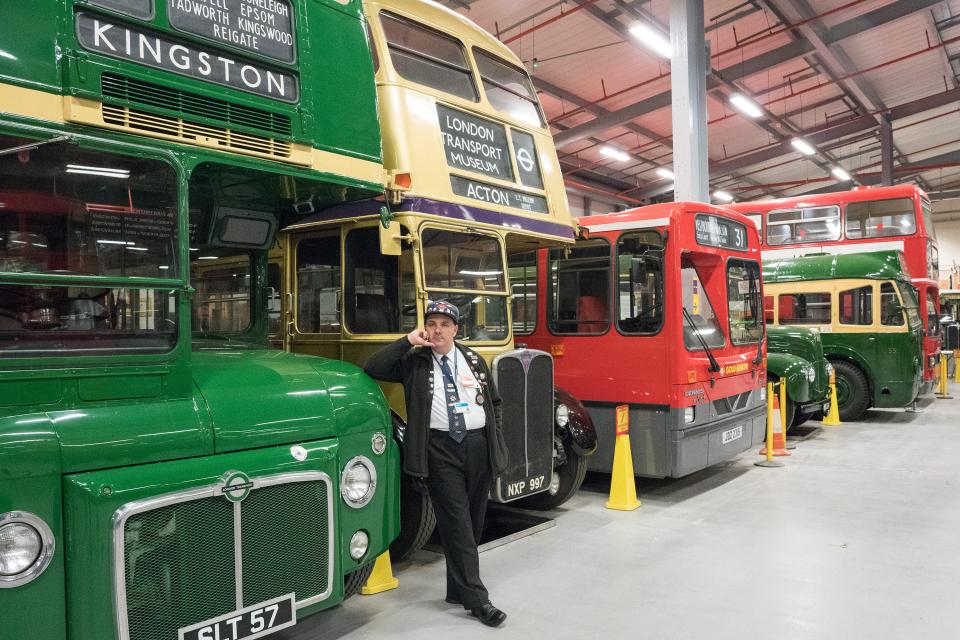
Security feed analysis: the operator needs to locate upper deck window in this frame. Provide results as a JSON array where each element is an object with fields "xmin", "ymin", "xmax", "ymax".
[
  {"xmin": 380, "ymin": 12, "xmax": 478, "ymax": 101},
  {"xmin": 766, "ymin": 205, "xmax": 840, "ymax": 245},
  {"xmin": 922, "ymin": 199, "xmax": 935, "ymax": 239},
  {"xmin": 846, "ymin": 197, "xmax": 915, "ymax": 239},
  {"xmin": 473, "ymin": 49, "xmax": 545, "ymax": 128}
]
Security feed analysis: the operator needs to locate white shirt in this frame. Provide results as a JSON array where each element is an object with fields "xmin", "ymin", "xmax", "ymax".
[{"xmin": 429, "ymin": 346, "xmax": 486, "ymax": 432}]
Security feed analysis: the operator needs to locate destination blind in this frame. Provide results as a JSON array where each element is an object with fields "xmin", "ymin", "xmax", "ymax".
[
  {"xmin": 437, "ymin": 104, "xmax": 514, "ymax": 182},
  {"xmin": 168, "ymin": 0, "xmax": 296, "ymax": 64},
  {"xmin": 450, "ymin": 175, "xmax": 548, "ymax": 214},
  {"xmin": 694, "ymin": 214, "xmax": 748, "ymax": 251},
  {"xmin": 75, "ymin": 12, "xmax": 299, "ymax": 102}
]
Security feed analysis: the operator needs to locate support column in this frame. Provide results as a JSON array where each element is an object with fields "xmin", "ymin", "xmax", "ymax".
[
  {"xmin": 670, "ymin": 0, "xmax": 709, "ymax": 202},
  {"xmin": 880, "ymin": 114, "xmax": 894, "ymax": 185}
]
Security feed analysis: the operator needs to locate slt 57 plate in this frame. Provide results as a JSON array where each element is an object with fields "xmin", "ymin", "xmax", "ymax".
[
  {"xmin": 178, "ymin": 593, "xmax": 296, "ymax": 640},
  {"xmin": 721, "ymin": 425, "xmax": 744, "ymax": 445}
]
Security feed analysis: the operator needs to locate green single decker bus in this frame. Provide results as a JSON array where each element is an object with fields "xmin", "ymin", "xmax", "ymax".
[
  {"xmin": 0, "ymin": 2, "xmax": 399, "ymax": 640},
  {"xmin": 763, "ymin": 251, "xmax": 923, "ymax": 421}
]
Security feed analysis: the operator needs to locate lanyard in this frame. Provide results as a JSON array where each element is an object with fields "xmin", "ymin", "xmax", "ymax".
[{"xmin": 432, "ymin": 349, "xmax": 459, "ymax": 382}]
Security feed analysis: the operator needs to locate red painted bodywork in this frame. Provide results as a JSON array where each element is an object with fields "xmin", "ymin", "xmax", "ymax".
[
  {"xmin": 727, "ymin": 184, "xmax": 939, "ymax": 386},
  {"xmin": 520, "ymin": 202, "xmax": 766, "ymax": 412}
]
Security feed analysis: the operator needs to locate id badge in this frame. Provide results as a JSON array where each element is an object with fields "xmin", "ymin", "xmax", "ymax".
[
  {"xmin": 452, "ymin": 401, "xmax": 470, "ymax": 414},
  {"xmin": 460, "ymin": 373, "xmax": 479, "ymax": 389}
]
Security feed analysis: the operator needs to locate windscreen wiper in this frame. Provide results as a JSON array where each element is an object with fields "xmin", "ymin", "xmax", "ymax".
[{"xmin": 681, "ymin": 305, "xmax": 721, "ymax": 372}]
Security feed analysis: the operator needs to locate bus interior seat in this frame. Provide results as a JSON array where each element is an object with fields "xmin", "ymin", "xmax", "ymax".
[
  {"xmin": 353, "ymin": 293, "xmax": 397, "ymax": 334},
  {"xmin": 577, "ymin": 295, "xmax": 607, "ymax": 331}
]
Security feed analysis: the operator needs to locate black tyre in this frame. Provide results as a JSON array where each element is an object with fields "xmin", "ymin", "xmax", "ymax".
[
  {"xmin": 792, "ymin": 407, "xmax": 810, "ymax": 427},
  {"xmin": 388, "ymin": 473, "xmax": 436, "ymax": 563},
  {"xmin": 831, "ymin": 359, "xmax": 870, "ymax": 421},
  {"xmin": 343, "ymin": 562, "xmax": 374, "ymax": 599},
  {"xmin": 514, "ymin": 447, "xmax": 588, "ymax": 511}
]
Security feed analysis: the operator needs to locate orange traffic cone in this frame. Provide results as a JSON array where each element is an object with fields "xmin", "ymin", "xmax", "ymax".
[{"xmin": 758, "ymin": 392, "xmax": 791, "ymax": 457}]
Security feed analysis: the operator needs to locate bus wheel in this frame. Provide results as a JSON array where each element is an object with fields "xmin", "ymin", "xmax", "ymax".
[
  {"xmin": 514, "ymin": 447, "xmax": 588, "ymax": 511},
  {"xmin": 389, "ymin": 473, "xmax": 436, "ymax": 563},
  {"xmin": 792, "ymin": 408, "xmax": 810, "ymax": 427},
  {"xmin": 343, "ymin": 562, "xmax": 375, "ymax": 599},
  {"xmin": 832, "ymin": 360, "xmax": 869, "ymax": 421}
]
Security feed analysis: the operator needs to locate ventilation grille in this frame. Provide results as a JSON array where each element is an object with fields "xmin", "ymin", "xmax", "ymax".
[
  {"xmin": 102, "ymin": 73, "xmax": 292, "ymax": 136},
  {"xmin": 99, "ymin": 74, "xmax": 294, "ymax": 160},
  {"xmin": 713, "ymin": 391, "xmax": 752, "ymax": 416}
]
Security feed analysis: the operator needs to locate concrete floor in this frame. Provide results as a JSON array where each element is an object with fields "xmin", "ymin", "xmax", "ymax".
[{"xmin": 278, "ymin": 395, "xmax": 960, "ymax": 639}]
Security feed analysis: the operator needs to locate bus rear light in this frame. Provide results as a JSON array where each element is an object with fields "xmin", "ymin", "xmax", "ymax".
[
  {"xmin": 687, "ymin": 371, "xmax": 697, "ymax": 383},
  {"xmin": 551, "ymin": 344, "xmax": 564, "ymax": 356},
  {"xmin": 683, "ymin": 407, "xmax": 695, "ymax": 424}
]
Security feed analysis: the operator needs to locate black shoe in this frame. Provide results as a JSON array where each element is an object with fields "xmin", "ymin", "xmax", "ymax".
[{"xmin": 470, "ymin": 603, "xmax": 507, "ymax": 627}]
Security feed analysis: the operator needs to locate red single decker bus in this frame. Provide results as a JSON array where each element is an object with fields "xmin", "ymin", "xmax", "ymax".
[
  {"xmin": 510, "ymin": 202, "xmax": 767, "ymax": 478},
  {"xmin": 727, "ymin": 185, "xmax": 940, "ymax": 393}
]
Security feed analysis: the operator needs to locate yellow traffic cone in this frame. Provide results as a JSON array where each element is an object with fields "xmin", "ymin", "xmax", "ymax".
[
  {"xmin": 758, "ymin": 392, "xmax": 790, "ymax": 456},
  {"xmin": 822, "ymin": 381, "xmax": 841, "ymax": 426},
  {"xmin": 937, "ymin": 353, "xmax": 953, "ymax": 399},
  {"xmin": 361, "ymin": 551, "xmax": 399, "ymax": 595},
  {"xmin": 605, "ymin": 404, "xmax": 641, "ymax": 511}
]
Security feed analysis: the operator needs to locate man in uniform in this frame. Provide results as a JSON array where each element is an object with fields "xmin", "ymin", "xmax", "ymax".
[{"xmin": 364, "ymin": 300, "xmax": 508, "ymax": 627}]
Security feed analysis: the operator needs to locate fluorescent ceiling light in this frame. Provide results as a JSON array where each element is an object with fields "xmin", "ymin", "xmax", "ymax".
[
  {"xmin": 66, "ymin": 164, "xmax": 130, "ymax": 178},
  {"xmin": 459, "ymin": 270, "xmax": 503, "ymax": 276},
  {"xmin": 158, "ymin": 265, "xmax": 170, "ymax": 270},
  {"xmin": 831, "ymin": 166, "xmax": 851, "ymax": 181},
  {"xmin": 600, "ymin": 146, "xmax": 631, "ymax": 163},
  {"xmin": 628, "ymin": 23, "xmax": 672, "ymax": 58},
  {"xmin": 96, "ymin": 239, "xmax": 133, "ymax": 246},
  {"xmin": 655, "ymin": 167, "xmax": 674, "ymax": 180},
  {"xmin": 125, "ymin": 246, "xmax": 148, "ymax": 251},
  {"xmin": 791, "ymin": 138, "xmax": 816, "ymax": 156},
  {"xmin": 198, "ymin": 256, "xmax": 220, "ymax": 260},
  {"xmin": 729, "ymin": 93, "xmax": 763, "ymax": 118},
  {"xmin": 713, "ymin": 190, "xmax": 734, "ymax": 202}
]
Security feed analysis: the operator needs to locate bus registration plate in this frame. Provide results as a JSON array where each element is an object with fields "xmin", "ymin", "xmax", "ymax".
[
  {"xmin": 178, "ymin": 593, "xmax": 296, "ymax": 640},
  {"xmin": 721, "ymin": 425, "xmax": 743, "ymax": 445}
]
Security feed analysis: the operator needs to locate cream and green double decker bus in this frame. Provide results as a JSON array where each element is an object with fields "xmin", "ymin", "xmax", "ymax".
[
  {"xmin": 281, "ymin": 0, "xmax": 597, "ymax": 559},
  {"xmin": 763, "ymin": 251, "xmax": 923, "ymax": 421},
  {"xmin": 0, "ymin": 2, "xmax": 401, "ymax": 639}
]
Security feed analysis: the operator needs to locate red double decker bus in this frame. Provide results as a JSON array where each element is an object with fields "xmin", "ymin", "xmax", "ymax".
[
  {"xmin": 510, "ymin": 202, "xmax": 767, "ymax": 478},
  {"xmin": 727, "ymin": 185, "xmax": 940, "ymax": 392}
]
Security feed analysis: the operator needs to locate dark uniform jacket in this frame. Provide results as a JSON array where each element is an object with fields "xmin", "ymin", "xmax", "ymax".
[{"xmin": 364, "ymin": 337, "xmax": 508, "ymax": 478}]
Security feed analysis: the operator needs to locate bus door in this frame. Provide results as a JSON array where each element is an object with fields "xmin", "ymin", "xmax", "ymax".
[{"xmin": 285, "ymin": 228, "xmax": 343, "ymax": 361}]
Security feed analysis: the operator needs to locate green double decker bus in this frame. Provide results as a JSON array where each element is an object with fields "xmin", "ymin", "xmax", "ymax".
[
  {"xmin": 763, "ymin": 251, "xmax": 923, "ymax": 421},
  {"xmin": 0, "ymin": 2, "xmax": 399, "ymax": 639}
]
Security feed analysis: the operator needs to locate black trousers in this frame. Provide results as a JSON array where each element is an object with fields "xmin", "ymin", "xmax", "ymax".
[{"xmin": 426, "ymin": 428, "xmax": 492, "ymax": 609}]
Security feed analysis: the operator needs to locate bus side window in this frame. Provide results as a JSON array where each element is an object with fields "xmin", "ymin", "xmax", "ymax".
[
  {"xmin": 779, "ymin": 293, "xmax": 831, "ymax": 324},
  {"xmin": 616, "ymin": 231, "xmax": 664, "ymax": 334},
  {"xmin": 839, "ymin": 286, "xmax": 873, "ymax": 325},
  {"xmin": 547, "ymin": 240, "xmax": 610, "ymax": 335},
  {"xmin": 764, "ymin": 295, "xmax": 774, "ymax": 324},
  {"xmin": 508, "ymin": 250, "xmax": 538, "ymax": 335},
  {"xmin": 881, "ymin": 282, "xmax": 905, "ymax": 326},
  {"xmin": 296, "ymin": 236, "xmax": 341, "ymax": 334},
  {"xmin": 345, "ymin": 227, "xmax": 412, "ymax": 334}
]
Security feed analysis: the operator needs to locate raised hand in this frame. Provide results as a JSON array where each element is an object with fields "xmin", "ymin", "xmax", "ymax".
[{"xmin": 406, "ymin": 328, "xmax": 433, "ymax": 347}]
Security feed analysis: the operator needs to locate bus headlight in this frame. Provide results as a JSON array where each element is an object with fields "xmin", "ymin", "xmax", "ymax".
[
  {"xmin": 349, "ymin": 530, "xmax": 369, "ymax": 561},
  {"xmin": 0, "ymin": 512, "xmax": 55, "ymax": 587},
  {"xmin": 341, "ymin": 456, "xmax": 377, "ymax": 508},
  {"xmin": 806, "ymin": 366, "xmax": 817, "ymax": 383},
  {"xmin": 555, "ymin": 404, "xmax": 570, "ymax": 428},
  {"xmin": 684, "ymin": 407, "xmax": 695, "ymax": 424}
]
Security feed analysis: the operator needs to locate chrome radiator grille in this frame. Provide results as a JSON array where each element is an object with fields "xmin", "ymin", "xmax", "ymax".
[{"xmin": 113, "ymin": 472, "xmax": 332, "ymax": 640}]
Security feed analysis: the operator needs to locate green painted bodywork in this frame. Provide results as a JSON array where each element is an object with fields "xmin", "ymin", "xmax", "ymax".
[
  {"xmin": 0, "ymin": 2, "xmax": 397, "ymax": 637},
  {"xmin": 766, "ymin": 326, "xmax": 829, "ymax": 408},
  {"xmin": 0, "ymin": 0, "xmax": 382, "ymax": 164},
  {"xmin": 763, "ymin": 250, "xmax": 908, "ymax": 284},
  {"xmin": 763, "ymin": 251, "xmax": 923, "ymax": 410}
]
